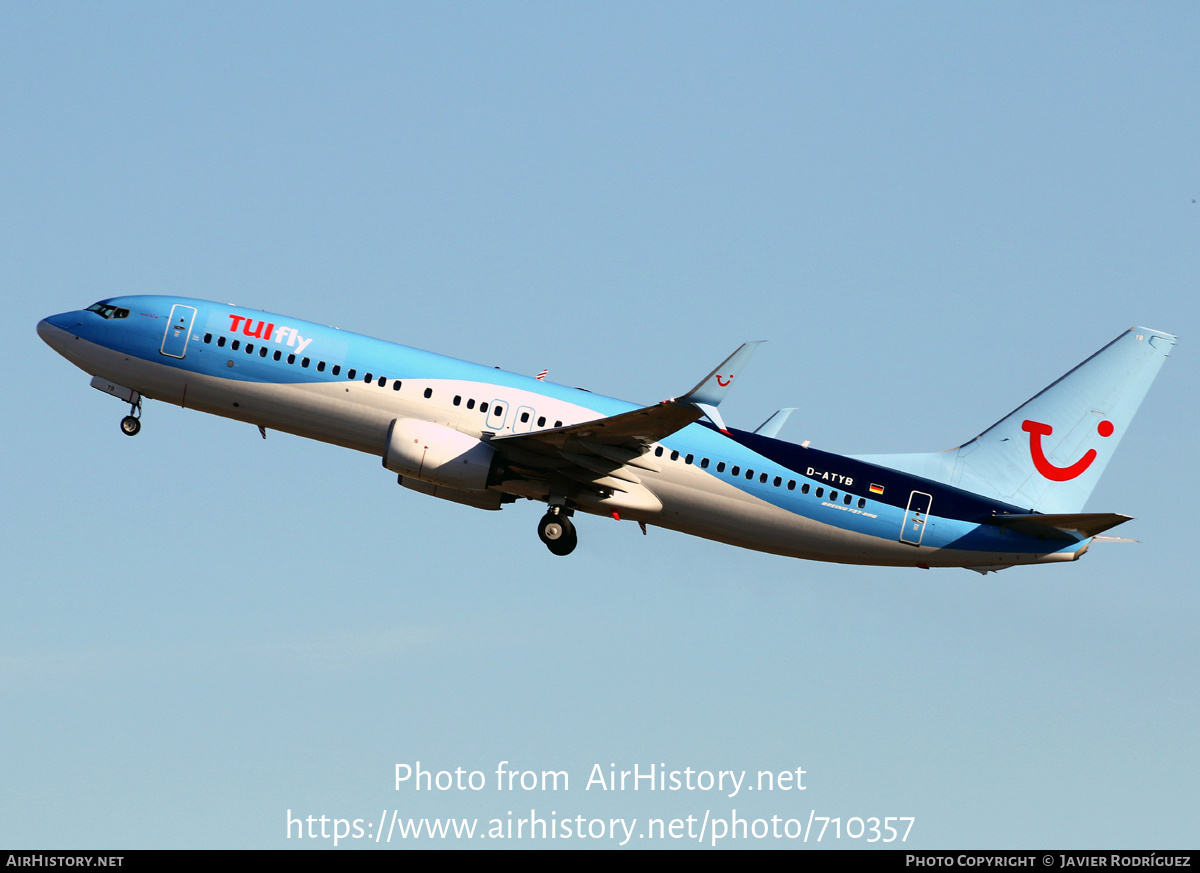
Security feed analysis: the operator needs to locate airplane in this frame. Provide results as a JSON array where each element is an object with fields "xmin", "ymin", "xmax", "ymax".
[{"xmin": 37, "ymin": 296, "xmax": 1174, "ymax": 572}]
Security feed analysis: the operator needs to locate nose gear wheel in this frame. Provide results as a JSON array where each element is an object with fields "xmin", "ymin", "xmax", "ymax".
[{"xmin": 119, "ymin": 397, "xmax": 143, "ymax": 436}]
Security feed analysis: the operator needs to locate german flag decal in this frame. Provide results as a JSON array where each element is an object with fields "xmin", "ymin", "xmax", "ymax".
[{"xmin": 869, "ymin": 484, "xmax": 885, "ymax": 495}]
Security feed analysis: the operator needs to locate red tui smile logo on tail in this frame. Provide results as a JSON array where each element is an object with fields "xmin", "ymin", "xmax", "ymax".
[{"xmin": 1022, "ymin": 418, "xmax": 1114, "ymax": 481}]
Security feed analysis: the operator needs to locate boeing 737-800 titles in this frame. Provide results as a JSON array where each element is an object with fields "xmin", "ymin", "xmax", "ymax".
[{"xmin": 38, "ymin": 297, "xmax": 1174, "ymax": 571}]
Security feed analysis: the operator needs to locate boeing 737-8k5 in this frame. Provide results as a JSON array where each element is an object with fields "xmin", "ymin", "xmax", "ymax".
[{"xmin": 38, "ymin": 297, "xmax": 1174, "ymax": 571}]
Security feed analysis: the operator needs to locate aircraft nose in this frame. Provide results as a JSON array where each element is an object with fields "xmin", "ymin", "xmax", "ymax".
[
  {"xmin": 39, "ymin": 312, "xmax": 78, "ymax": 331},
  {"xmin": 37, "ymin": 312, "xmax": 79, "ymax": 352}
]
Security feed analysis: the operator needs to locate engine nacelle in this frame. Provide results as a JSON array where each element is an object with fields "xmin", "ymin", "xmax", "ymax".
[{"xmin": 382, "ymin": 418, "xmax": 496, "ymax": 492}]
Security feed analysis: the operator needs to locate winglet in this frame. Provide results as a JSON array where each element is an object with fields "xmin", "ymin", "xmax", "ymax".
[
  {"xmin": 754, "ymin": 408, "xmax": 797, "ymax": 438},
  {"xmin": 693, "ymin": 402, "xmax": 729, "ymax": 434},
  {"xmin": 679, "ymin": 341, "xmax": 763, "ymax": 432}
]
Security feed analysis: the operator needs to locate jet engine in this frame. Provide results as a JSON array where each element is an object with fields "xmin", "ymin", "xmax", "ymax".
[{"xmin": 382, "ymin": 418, "xmax": 496, "ymax": 492}]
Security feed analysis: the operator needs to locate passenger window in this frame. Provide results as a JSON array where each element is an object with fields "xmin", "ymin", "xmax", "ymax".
[
  {"xmin": 520, "ymin": 412, "xmax": 529, "ymax": 423},
  {"xmin": 685, "ymin": 454, "xmax": 693, "ymax": 465},
  {"xmin": 844, "ymin": 494, "xmax": 852, "ymax": 505},
  {"xmin": 203, "ymin": 333, "xmax": 212, "ymax": 343},
  {"xmin": 700, "ymin": 458, "xmax": 709, "ymax": 469},
  {"xmin": 537, "ymin": 416, "xmax": 546, "ymax": 427},
  {"xmin": 494, "ymin": 404, "xmax": 503, "ymax": 416},
  {"xmin": 555, "ymin": 421, "xmax": 562, "ymax": 427},
  {"xmin": 231, "ymin": 339, "xmax": 240, "ymax": 350},
  {"xmin": 454, "ymin": 396, "xmax": 462, "ymax": 406},
  {"xmin": 830, "ymin": 491, "xmax": 838, "ymax": 501},
  {"xmin": 480, "ymin": 402, "xmax": 488, "ymax": 413},
  {"xmin": 731, "ymin": 466, "xmax": 740, "ymax": 476},
  {"xmin": 746, "ymin": 469, "xmax": 754, "ymax": 479},
  {"xmin": 717, "ymin": 462, "xmax": 726, "ymax": 473},
  {"xmin": 245, "ymin": 344, "xmax": 254, "ymax": 354},
  {"xmin": 259, "ymin": 347, "xmax": 268, "ymax": 357},
  {"xmin": 217, "ymin": 336, "xmax": 226, "ymax": 347},
  {"xmin": 802, "ymin": 483, "xmax": 810, "ymax": 494},
  {"xmin": 816, "ymin": 487, "xmax": 824, "ymax": 498},
  {"xmin": 857, "ymin": 498, "xmax": 866, "ymax": 508},
  {"xmin": 467, "ymin": 399, "xmax": 475, "ymax": 410},
  {"xmin": 364, "ymin": 373, "xmax": 373, "ymax": 383},
  {"xmin": 670, "ymin": 450, "xmax": 679, "ymax": 461},
  {"xmin": 773, "ymin": 476, "xmax": 781, "ymax": 487},
  {"xmin": 378, "ymin": 376, "xmax": 386, "ymax": 387},
  {"xmin": 317, "ymin": 361, "xmax": 325, "ymax": 372},
  {"xmin": 347, "ymin": 369, "xmax": 356, "ymax": 380},
  {"xmin": 302, "ymin": 358, "xmax": 310, "ymax": 368},
  {"xmin": 274, "ymin": 350, "xmax": 282, "ymax": 361},
  {"xmin": 787, "ymin": 480, "xmax": 796, "ymax": 490},
  {"xmin": 332, "ymin": 365, "xmax": 340, "ymax": 376},
  {"xmin": 655, "ymin": 447, "xmax": 663, "ymax": 457},
  {"xmin": 393, "ymin": 381, "xmax": 402, "ymax": 391},
  {"xmin": 287, "ymin": 354, "xmax": 296, "ymax": 364},
  {"xmin": 424, "ymin": 388, "xmax": 433, "ymax": 399}
]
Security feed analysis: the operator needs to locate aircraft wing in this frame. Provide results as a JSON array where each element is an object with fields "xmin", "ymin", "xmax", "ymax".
[
  {"xmin": 488, "ymin": 343, "xmax": 760, "ymax": 501},
  {"xmin": 491, "ymin": 400, "xmax": 702, "ymax": 457}
]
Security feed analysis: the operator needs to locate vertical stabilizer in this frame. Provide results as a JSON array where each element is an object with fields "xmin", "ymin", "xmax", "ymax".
[{"xmin": 852, "ymin": 327, "xmax": 1175, "ymax": 513}]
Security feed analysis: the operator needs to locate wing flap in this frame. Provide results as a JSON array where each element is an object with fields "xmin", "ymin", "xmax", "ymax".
[{"xmin": 560, "ymin": 450, "xmax": 643, "ymax": 483}]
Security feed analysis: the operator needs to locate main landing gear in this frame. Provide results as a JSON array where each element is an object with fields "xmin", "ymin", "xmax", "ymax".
[
  {"xmin": 538, "ymin": 507, "xmax": 577, "ymax": 556},
  {"xmin": 120, "ymin": 398, "xmax": 142, "ymax": 436}
]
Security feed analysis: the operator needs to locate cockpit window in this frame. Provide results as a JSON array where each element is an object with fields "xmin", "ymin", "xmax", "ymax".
[{"xmin": 86, "ymin": 303, "xmax": 129, "ymax": 319}]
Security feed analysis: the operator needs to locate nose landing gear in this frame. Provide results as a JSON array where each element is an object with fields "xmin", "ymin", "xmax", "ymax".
[
  {"xmin": 120, "ymin": 397, "xmax": 142, "ymax": 436},
  {"xmin": 538, "ymin": 507, "xmax": 577, "ymax": 556}
]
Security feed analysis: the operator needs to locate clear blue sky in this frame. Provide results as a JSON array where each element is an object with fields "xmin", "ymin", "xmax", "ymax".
[{"xmin": 3, "ymin": 2, "xmax": 1197, "ymax": 848}]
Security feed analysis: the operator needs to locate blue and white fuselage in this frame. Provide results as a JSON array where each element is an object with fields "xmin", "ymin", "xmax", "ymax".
[{"xmin": 37, "ymin": 296, "xmax": 1175, "ymax": 570}]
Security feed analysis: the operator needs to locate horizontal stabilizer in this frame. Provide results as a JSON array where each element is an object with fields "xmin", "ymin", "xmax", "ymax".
[{"xmin": 989, "ymin": 512, "xmax": 1132, "ymax": 541}]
